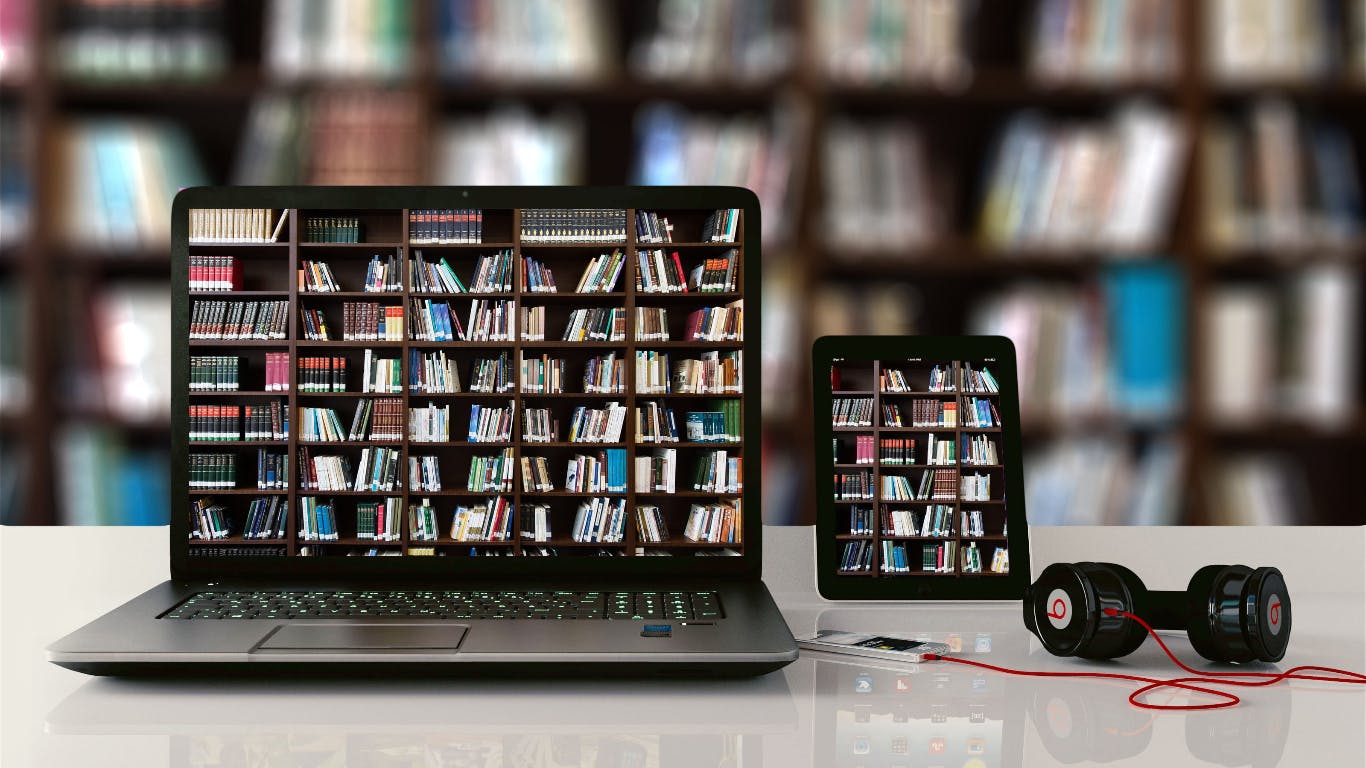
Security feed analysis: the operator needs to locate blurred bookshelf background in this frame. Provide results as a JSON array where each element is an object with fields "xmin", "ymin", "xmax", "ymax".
[{"xmin": 0, "ymin": 0, "xmax": 1362, "ymax": 526}]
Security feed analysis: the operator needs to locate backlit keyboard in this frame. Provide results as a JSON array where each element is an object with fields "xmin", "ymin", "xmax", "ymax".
[{"xmin": 163, "ymin": 590, "xmax": 723, "ymax": 621}]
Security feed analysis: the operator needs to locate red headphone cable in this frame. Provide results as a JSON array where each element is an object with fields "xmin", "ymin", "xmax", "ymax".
[{"xmin": 922, "ymin": 608, "xmax": 1365, "ymax": 712}]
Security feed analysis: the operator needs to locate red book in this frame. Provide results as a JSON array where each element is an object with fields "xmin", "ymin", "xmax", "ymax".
[{"xmin": 671, "ymin": 251, "xmax": 687, "ymax": 292}]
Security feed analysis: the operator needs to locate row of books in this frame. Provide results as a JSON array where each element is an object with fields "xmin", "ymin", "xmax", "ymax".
[
  {"xmin": 845, "ymin": 436, "xmax": 919, "ymax": 466},
  {"xmin": 1203, "ymin": 100, "xmax": 1362, "ymax": 250},
  {"xmin": 298, "ymin": 356, "xmax": 348, "ymax": 393},
  {"xmin": 1030, "ymin": 0, "xmax": 1178, "ymax": 84},
  {"xmin": 684, "ymin": 402, "xmax": 741, "ymax": 443},
  {"xmin": 978, "ymin": 104, "xmax": 1185, "ymax": 249},
  {"xmin": 833, "ymin": 398, "xmax": 874, "ymax": 427},
  {"xmin": 265, "ymin": 0, "xmax": 411, "ymax": 80},
  {"xmin": 56, "ymin": 0, "xmax": 228, "ymax": 81},
  {"xmin": 188, "ymin": 496, "xmax": 287, "ymax": 541},
  {"xmin": 573, "ymin": 249, "xmax": 626, "ymax": 293},
  {"xmin": 962, "ymin": 543, "xmax": 1010, "ymax": 574},
  {"xmin": 633, "ymin": 104, "xmax": 796, "ymax": 244},
  {"xmin": 561, "ymin": 307, "xmax": 625, "ymax": 342},
  {"xmin": 816, "ymin": 0, "xmax": 972, "ymax": 88},
  {"xmin": 635, "ymin": 505, "xmax": 671, "ymax": 543},
  {"xmin": 190, "ymin": 356, "xmax": 242, "ymax": 391},
  {"xmin": 1204, "ymin": 266, "xmax": 1358, "ymax": 428},
  {"xmin": 1208, "ymin": 0, "xmax": 1344, "ymax": 82},
  {"xmin": 409, "ymin": 403, "xmax": 452, "ymax": 443},
  {"xmin": 968, "ymin": 267, "xmax": 1182, "ymax": 421},
  {"xmin": 840, "ymin": 540, "xmax": 874, "ymax": 573},
  {"xmin": 635, "ymin": 350, "xmax": 744, "ymax": 395},
  {"xmin": 409, "ymin": 210, "xmax": 484, "ymax": 244},
  {"xmin": 189, "ymin": 255, "xmax": 243, "ymax": 292},
  {"xmin": 823, "ymin": 121, "xmax": 943, "ymax": 248},
  {"xmin": 521, "ymin": 504, "xmax": 552, "ymax": 543},
  {"xmin": 636, "ymin": 249, "xmax": 739, "ymax": 293},
  {"xmin": 304, "ymin": 217, "xmax": 363, "ymax": 243},
  {"xmin": 468, "ymin": 402, "xmax": 514, "ymax": 443},
  {"xmin": 884, "ymin": 505, "xmax": 958, "ymax": 538},
  {"xmin": 188, "ymin": 453, "xmax": 236, "ymax": 489},
  {"xmin": 685, "ymin": 305, "xmax": 743, "ymax": 342},
  {"xmin": 565, "ymin": 450, "xmax": 628, "ymax": 494},
  {"xmin": 188, "ymin": 301, "xmax": 288, "ymax": 340},
  {"xmin": 520, "ymin": 209, "xmax": 627, "ymax": 243},
  {"xmin": 466, "ymin": 352, "xmax": 510, "ymax": 393},
  {"xmin": 905, "ymin": 400, "xmax": 952, "ymax": 428},
  {"xmin": 834, "ymin": 471, "xmax": 874, "ymax": 501},
  {"xmin": 467, "ymin": 448, "xmax": 514, "ymax": 493},
  {"xmin": 357, "ymin": 350, "xmax": 401, "ymax": 394},
  {"xmin": 961, "ymin": 435, "xmax": 1000, "ymax": 465},
  {"xmin": 255, "ymin": 449, "xmax": 288, "ymax": 490},
  {"xmin": 565, "ymin": 402, "xmax": 628, "ymax": 443},
  {"xmin": 572, "ymin": 497, "xmax": 627, "ymax": 543},
  {"xmin": 467, "ymin": 251, "xmax": 515, "ymax": 292},
  {"xmin": 57, "ymin": 118, "xmax": 206, "ymax": 245},
  {"xmin": 520, "ymin": 408, "xmax": 559, "ymax": 443},
  {"xmin": 452, "ymin": 497, "xmax": 515, "ymax": 542},
  {"xmin": 683, "ymin": 502, "xmax": 742, "ymax": 543},
  {"xmin": 298, "ymin": 399, "xmax": 403, "ymax": 442},
  {"xmin": 188, "ymin": 403, "xmax": 288, "ymax": 442},
  {"xmin": 357, "ymin": 499, "xmax": 403, "ymax": 542},
  {"xmin": 340, "ymin": 302, "xmax": 405, "ymax": 341},
  {"xmin": 189, "ymin": 209, "xmax": 286, "ymax": 244}
]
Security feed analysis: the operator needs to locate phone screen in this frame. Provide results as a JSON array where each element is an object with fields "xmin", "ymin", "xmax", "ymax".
[{"xmin": 820, "ymin": 634, "xmax": 927, "ymax": 652}]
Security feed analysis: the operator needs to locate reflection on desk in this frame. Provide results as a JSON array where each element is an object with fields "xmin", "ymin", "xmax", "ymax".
[{"xmin": 47, "ymin": 674, "xmax": 797, "ymax": 767}]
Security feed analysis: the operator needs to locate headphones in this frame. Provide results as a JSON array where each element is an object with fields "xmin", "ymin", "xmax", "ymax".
[{"xmin": 1024, "ymin": 562, "xmax": 1291, "ymax": 663}]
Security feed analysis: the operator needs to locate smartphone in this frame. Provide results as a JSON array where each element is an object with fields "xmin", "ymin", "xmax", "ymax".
[{"xmin": 797, "ymin": 630, "xmax": 951, "ymax": 663}]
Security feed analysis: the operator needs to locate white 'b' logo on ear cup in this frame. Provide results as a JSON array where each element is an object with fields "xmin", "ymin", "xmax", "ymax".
[
  {"xmin": 1268, "ymin": 595, "xmax": 1282, "ymax": 635},
  {"xmin": 1045, "ymin": 588, "xmax": 1072, "ymax": 630}
]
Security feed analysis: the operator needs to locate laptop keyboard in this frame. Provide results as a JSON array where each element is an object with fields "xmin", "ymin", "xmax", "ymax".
[{"xmin": 163, "ymin": 590, "xmax": 723, "ymax": 621}]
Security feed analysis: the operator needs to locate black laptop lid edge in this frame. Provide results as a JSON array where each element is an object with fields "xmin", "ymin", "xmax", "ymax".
[{"xmin": 169, "ymin": 186, "xmax": 761, "ymax": 584}]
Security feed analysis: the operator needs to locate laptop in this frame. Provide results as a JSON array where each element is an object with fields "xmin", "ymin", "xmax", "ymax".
[{"xmin": 48, "ymin": 186, "xmax": 797, "ymax": 676}]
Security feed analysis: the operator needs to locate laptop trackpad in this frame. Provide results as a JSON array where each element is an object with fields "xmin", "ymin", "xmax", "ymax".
[{"xmin": 258, "ymin": 624, "xmax": 467, "ymax": 652}]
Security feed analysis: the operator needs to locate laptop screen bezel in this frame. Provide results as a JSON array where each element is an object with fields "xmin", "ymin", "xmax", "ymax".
[
  {"xmin": 170, "ymin": 186, "xmax": 761, "ymax": 582},
  {"xmin": 811, "ymin": 335, "xmax": 1032, "ymax": 600}
]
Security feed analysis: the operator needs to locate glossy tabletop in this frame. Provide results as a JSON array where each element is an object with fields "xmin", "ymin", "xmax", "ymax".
[{"xmin": 3, "ymin": 525, "xmax": 1362, "ymax": 767}]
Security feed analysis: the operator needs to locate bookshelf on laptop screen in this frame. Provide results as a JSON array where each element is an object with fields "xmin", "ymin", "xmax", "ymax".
[{"xmin": 183, "ymin": 206, "xmax": 746, "ymax": 559}]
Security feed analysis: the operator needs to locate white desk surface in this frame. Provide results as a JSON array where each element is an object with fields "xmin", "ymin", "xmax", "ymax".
[{"xmin": 3, "ymin": 525, "xmax": 1363, "ymax": 767}]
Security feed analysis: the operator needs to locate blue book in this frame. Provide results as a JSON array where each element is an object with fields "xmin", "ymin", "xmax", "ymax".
[{"xmin": 1104, "ymin": 263, "xmax": 1184, "ymax": 420}]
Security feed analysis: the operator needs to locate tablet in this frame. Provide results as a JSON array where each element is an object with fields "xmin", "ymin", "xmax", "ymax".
[{"xmin": 813, "ymin": 336, "xmax": 1030, "ymax": 601}]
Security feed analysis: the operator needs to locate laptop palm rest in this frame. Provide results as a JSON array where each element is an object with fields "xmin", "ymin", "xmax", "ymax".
[{"xmin": 256, "ymin": 625, "xmax": 467, "ymax": 652}]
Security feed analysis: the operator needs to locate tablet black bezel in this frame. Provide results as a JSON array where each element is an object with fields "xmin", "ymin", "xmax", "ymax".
[{"xmin": 812, "ymin": 335, "xmax": 1030, "ymax": 601}]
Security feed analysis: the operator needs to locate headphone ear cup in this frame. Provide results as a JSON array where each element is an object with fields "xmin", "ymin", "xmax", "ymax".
[
  {"xmin": 1078, "ymin": 563, "xmax": 1150, "ymax": 659},
  {"xmin": 1187, "ymin": 564, "xmax": 1271, "ymax": 663}
]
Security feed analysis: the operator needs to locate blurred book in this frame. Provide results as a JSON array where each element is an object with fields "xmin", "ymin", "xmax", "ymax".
[
  {"xmin": 810, "ymin": 282, "xmax": 917, "ymax": 339},
  {"xmin": 1025, "ymin": 434, "xmax": 1184, "ymax": 524},
  {"xmin": 1103, "ymin": 262, "xmax": 1183, "ymax": 420},
  {"xmin": 0, "ymin": 105, "xmax": 28, "ymax": 247},
  {"xmin": 761, "ymin": 428, "xmax": 801, "ymax": 524},
  {"xmin": 234, "ymin": 90, "xmax": 423, "ymax": 185},
  {"xmin": 438, "ymin": 0, "xmax": 612, "ymax": 83},
  {"xmin": 0, "ymin": 437, "xmax": 27, "ymax": 524},
  {"xmin": 92, "ymin": 283, "xmax": 173, "ymax": 424},
  {"xmin": 1205, "ymin": 454, "xmax": 1304, "ymax": 524},
  {"xmin": 629, "ymin": 0, "xmax": 793, "ymax": 83},
  {"xmin": 1029, "ymin": 0, "xmax": 1178, "ymax": 84},
  {"xmin": 1205, "ymin": 266, "xmax": 1359, "ymax": 429},
  {"xmin": 265, "ymin": 0, "xmax": 413, "ymax": 81},
  {"xmin": 978, "ymin": 103, "xmax": 1187, "ymax": 250},
  {"xmin": 1206, "ymin": 0, "xmax": 1341, "ymax": 83},
  {"xmin": 633, "ymin": 101, "xmax": 808, "ymax": 244},
  {"xmin": 815, "ymin": 0, "xmax": 974, "ymax": 88},
  {"xmin": 0, "ymin": 0, "xmax": 31, "ymax": 80},
  {"xmin": 55, "ymin": 424, "xmax": 169, "ymax": 525},
  {"xmin": 760, "ymin": 261, "xmax": 800, "ymax": 421},
  {"xmin": 55, "ymin": 118, "xmax": 208, "ymax": 250},
  {"xmin": 1358, "ymin": 0, "xmax": 1366, "ymax": 75},
  {"xmin": 1203, "ymin": 99, "xmax": 1363, "ymax": 251},
  {"xmin": 434, "ymin": 107, "xmax": 584, "ymax": 185},
  {"xmin": 55, "ymin": 0, "xmax": 228, "ymax": 81},
  {"xmin": 0, "ymin": 279, "xmax": 26, "ymax": 415},
  {"xmin": 822, "ymin": 118, "xmax": 946, "ymax": 250},
  {"xmin": 969, "ymin": 263, "xmax": 1184, "ymax": 422}
]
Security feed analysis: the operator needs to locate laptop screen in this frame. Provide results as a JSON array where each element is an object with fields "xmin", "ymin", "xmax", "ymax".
[
  {"xmin": 828, "ymin": 356, "xmax": 1015, "ymax": 582},
  {"xmin": 177, "ymin": 196, "xmax": 749, "ymax": 568}
]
